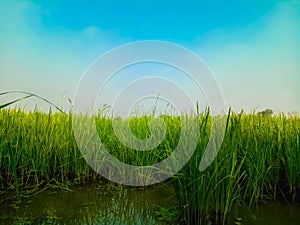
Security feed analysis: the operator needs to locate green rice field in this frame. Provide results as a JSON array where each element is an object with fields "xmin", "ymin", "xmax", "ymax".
[{"xmin": 0, "ymin": 107, "xmax": 299, "ymax": 224}]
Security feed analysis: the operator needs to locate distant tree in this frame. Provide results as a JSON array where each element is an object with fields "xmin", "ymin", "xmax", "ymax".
[
  {"xmin": 288, "ymin": 111, "xmax": 300, "ymax": 117},
  {"xmin": 258, "ymin": 108, "xmax": 273, "ymax": 116}
]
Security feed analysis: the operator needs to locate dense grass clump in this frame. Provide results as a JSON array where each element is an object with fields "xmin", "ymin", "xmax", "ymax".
[
  {"xmin": 0, "ymin": 109, "xmax": 181, "ymax": 188},
  {"xmin": 173, "ymin": 111, "xmax": 300, "ymax": 225},
  {"xmin": 0, "ymin": 109, "xmax": 92, "ymax": 188},
  {"xmin": 0, "ymin": 108, "xmax": 299, "ymax": 224}
]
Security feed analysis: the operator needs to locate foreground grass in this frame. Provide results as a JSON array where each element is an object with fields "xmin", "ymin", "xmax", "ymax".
[
  {"xmin": 0, "ymin": 108, "xmax": 299, "ymax": 224},
  {"xmin": 174, "ymin": 111, "xmax": 300, "ymax": 224}
]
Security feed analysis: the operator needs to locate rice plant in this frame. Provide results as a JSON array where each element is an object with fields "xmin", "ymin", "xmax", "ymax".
[
  {"xmin": 0, "ymin": 104, "xmax": 299, "ymax": 225},
  {"xmin": 173, "ymin": 111, "xmax": 300, "ymax": 225}
]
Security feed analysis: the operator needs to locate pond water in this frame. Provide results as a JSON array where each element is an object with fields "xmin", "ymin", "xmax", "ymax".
[
  {"xmin": 0, "ymin": 182, "xmax": 176, "ymax": 225},
  {"xmin": 0, "ymin": 182, "xmax": 299, "ymax": 225},
  {"xmin": 231, "ymin": 201, "xmax": 300, "ymax": 225}
]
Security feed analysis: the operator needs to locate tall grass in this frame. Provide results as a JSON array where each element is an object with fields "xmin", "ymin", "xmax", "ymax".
[
  {"xmin": 0, "ymin": 108, "xmax": 182, "ymax": 188},
  {"xmin": 0, "ymin": 107, "xmax": 299, "ymax": 224},
  {"xmin": 0, "ymin": 108, "xmax": 91, "ymax": 188},
  {"xmin": 173, "ymin": 111, "xmax": 300, "ymax": 224}
]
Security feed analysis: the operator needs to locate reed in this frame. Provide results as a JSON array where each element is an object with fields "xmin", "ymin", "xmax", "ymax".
[
  {"xmin": 173, "ymin": 111, "xmax": 300, "ymax": 225},
  {"xmin": 0, "ymin": 107, "xmax": 299, "ymax": 225}
]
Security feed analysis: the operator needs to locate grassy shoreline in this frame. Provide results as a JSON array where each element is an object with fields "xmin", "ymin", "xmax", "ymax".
[
  {"xmin": 0, "ymin": 108, "xmax": 299, "ymax": 224},
  {"xmin": 173, "ymin": 111, "xmax": 300, "ymax": 224}
]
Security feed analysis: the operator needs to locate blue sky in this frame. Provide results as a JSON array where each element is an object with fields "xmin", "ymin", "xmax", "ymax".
[{"xmin": 0, "ymin": 0, "xmax": 299, "ymax": 114}]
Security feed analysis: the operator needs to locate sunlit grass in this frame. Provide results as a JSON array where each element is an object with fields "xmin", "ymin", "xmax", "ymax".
[
  {"xmin": 173, "ymin": 111, "xmax": 300, "ymax": 224},
  {"xmin": 0, "ymin": 107, "xmax": 299, "ymax": 224}
]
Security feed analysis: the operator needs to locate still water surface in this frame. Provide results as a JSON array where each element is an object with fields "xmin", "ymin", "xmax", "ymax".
[
  {"xmin": 0, "ymin": 182, "xmax": 176, "ymax": 225},
  {"xmin": 0, "ymin": 182, "xmax": 299, "ymax": 224},
  {"xmin": 231, "ymin": 201, "xmax": 300, "ymax": 225}
]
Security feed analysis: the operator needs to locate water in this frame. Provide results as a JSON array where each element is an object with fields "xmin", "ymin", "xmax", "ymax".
[
  {"xmin": 230, "ymin": 201, "xmax": 300, "ymax": 225},
  {"xmin": 0, "ymin": 182, "xmax": 176, "ymax": 225},
  {"xmin": 1, "ymin": 182, "xmax": 299, "ymax": 225}
]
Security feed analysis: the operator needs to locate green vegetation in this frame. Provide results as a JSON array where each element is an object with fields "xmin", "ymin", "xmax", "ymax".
[
  {"xmin": 173, "ymin": 110, "xmax": 300, "ymax": 224},
  {"xmin": 0, "ymin": 107, "xmax": 299, "ymax": 225}
]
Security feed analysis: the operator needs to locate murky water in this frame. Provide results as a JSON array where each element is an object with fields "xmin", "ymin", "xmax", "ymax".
[
  {"xmin": 1, "ymin": 182, "xmax": 299, "ymax": 225},
  {"xmin": 231, "ymin": 201, "xmax": 300, "ymax": 225},
  {"xmin": 0, "ymin": 182, "xmax": 176, "ymax": 225}
]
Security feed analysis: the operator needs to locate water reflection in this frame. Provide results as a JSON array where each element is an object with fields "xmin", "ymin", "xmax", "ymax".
[
  {"xmin": 231, "ymin": 201, "xmax": 300, "ymax": 225},
  {"xmin": 0, "ymin": 182, "xmax": 176, "ymax": 225},
  {"xmin": 1, "ymin": 183, "xmax": 299, "ymax": 225}
]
